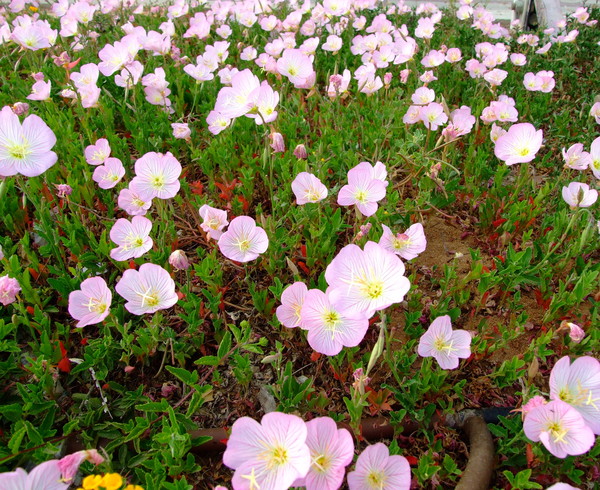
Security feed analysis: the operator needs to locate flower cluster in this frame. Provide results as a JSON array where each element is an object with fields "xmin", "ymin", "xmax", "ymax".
[
  {"xmin": 522, "ymin": 356, "xmax": 600, "ymax": 458},
  {"xmin": 223, "ymin": 412, "xmax": 411, "ymax": 490}
]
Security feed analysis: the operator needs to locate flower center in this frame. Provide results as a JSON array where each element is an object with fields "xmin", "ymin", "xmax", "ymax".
[
  {"xmin": 433, "ymin": 336, "xmax": 456, "ymax": 353},
  {"xmin": 137, "ymin": 287, "xmax": 160, "ymax": 308},
  {"xmin": 84, "ymin": 297, "xmax": 107, "ymax": 314},
  {"xmin": 364, "ymin": 280, "xmax": 384, "ymax": 300},
  {"xmin": 392, "ymin": 233, "xmax": 410, "ymax": 250},
  {"xmin": 313, "ymin": 453, "xmax": 331, "ymax": 473},
  {"xmin": 354, "ymin": 189, "xmax": 368, "ymax": 203},
  {"xmin": 546, "ymin": 421, "xmax": 568, "ymax": 443},
  {"xmin": 236, "ymin": 238, "xmax": 251, "ymax": 252},
  {"xmin": 366, "ymin": 469, "xmax": 387, "ymax": 489},
  {"xmin": 268, "ymin": 446, "xmax": 288, "ymax": 467},
  {"xmin": 151, "ymin": 175, "xmax": 165, "ymax": 190},
  {"xmin": 7, "ymin": 141, "xmax": 32, "ymax": 160}
]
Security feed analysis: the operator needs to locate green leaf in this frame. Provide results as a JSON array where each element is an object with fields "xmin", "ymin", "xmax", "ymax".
[{"xmin": 166, "ymin": 366, "xmax": 199, "ymax": 386}]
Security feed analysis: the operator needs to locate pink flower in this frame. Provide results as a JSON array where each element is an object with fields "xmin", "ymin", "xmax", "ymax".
[
  {"xmin": 494, "ymin": 123, "xmax": 543, "ymax": 165},
  {"xmin": 379, "ymin": 223, "xmax": 427, "ymax": 260},
  {"xmin": 109, "ymin": 216, "xmax": 153, "ymax": 261},
  {"xmin": 524, "ymin": 72, "xmax": 542, "ymax": 91},
  {"xmin": 347, "ymin": 442, "xmax": 411, "ymax": 490},
  {"xmin": 590, "ymin": 102, "xmax": 600, "ymax": 124},
  {"xmin": 562, "ymin": 143, "xmax": 592, "ymax": 170},
  {"xmin": 214, "ymin": 69, "xmax": 260, "ymax": 119},
  {"xmin": 171, "ymin": 123, "xmax": 191, "ymax": 140},
  {"xmin": 411, "ymin": 86, "xmax": 435, "ymax": 106},
  {"xmin": 0, "ymin": 275, "xmax": 21, "ymax": 306},
  {"xmin": 521, "ymin": 396, "xmax": 548, "ymax": 418},
  {"xmin": 510, "ymin": 53, "xmax": 527, "ymax": 66},
  {"xmin": 85, "ymin": 138, "xmax": 111, "ymax": 165},
  {"xmin": 301, "ymin": 289, "xmax": 369, "ymax": 355},
  {"xmin": 590, "ymin": 137, "xmax": 600, "ymax": 179},
  {"xmin": 420, "ymin": 102, "xmax": 448, "ymax": 131},
  {"xmin": 561, "ymin": 182, "xmax": 598, "ymax": 208},
  {"xmin": 118, "ymin": 187, "xmax": 152, "ymax": 216},
  {"xmin": 27, "ymin": 80, "xmax": 52, "ymax": 101},
  {"xmin": 169, "ymin": 250, "xmax": 190, "ymax": 270},
  {"xmin": 277, "ymin": 49, "xmax": 314, "ymax": 86},
  {"xmin": 0, "ymin": 106, "xmax": 57, "ymax": 178},
  {"xmin": 293, "ymin": 417, "xmax": 354, "ymax": 490},
  {"xmin": 293, "ymin": 144, "xmax": 308, "ymax": 159},
  {"xmin": 269, "ymin": 132, "xmax": 285, "ymax": 153},
  {"xmin": 560, "ymin": 321, "xmax": 585, "ymax": 343},
  {"xmin": 550, "ymin": 356, "xmax": 600, "ymax": 434},
  {"xmin": 0, "ymin": 460, "xmax": 68, "ymax": 490},
  {"xmin": 58, "ymin": 449, "xmax": 104, "ymax": 482},
  {"xmin": 418, "ymin": 315, "xmax": 472, "ymax": 369},
  {"xmin": 292, "ymin": 172, "xmax": 328, "ymax": 205},
  {"xmin": 523, "ymin": 400, "xmax": 595, "ymax": 458},
  {"xmin": 199, "ymin": 204, "xmax": 229, "ymax": 240},
  {"xmin": 276, "ymin": 282, "xmax": 308, "ymax": 329},
  {"xmin": 217, "ymin": 216, "xmax": 268, "ymax": 263},
  {"xmin": 68, "ymin": 277, "xmax": 112, "ymax": 328},
  {"xmin": 206, "ymin": 111, "xmax": 231, "ymax": 135},
  {"xmin": 92, "ymin": 157, "xmax": 125, "ymax": 189},
  {"xmin": 337, "ymin": 166, "xmax": 387, "ymax": 217},
  {"xmin": 130, "ymin": 151, "xmax": 182, "ymax": 200},
  {"xmin": 325, "ymin": 241, "xmax": 411, "ymax": 319},
  {"xmin": 115, "ymin": 263, "xmax": 178, "ymax": 315},
  {"xmin": 223, "ymin": 412, "xmax": 311, "ymax": 490}
]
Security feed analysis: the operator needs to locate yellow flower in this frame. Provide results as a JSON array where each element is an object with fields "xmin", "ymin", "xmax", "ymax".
[
  {"xmin": 100, "ymin": 473, "xmax": 123, "ymax": 490},
  {"xmin": 124, "ymin": 486, "xmax": 144, "ymax": 490},
  {"xmin": 82, "ymin": 475, "xmax": 104, "ymax": 489},
  {"xmin": 29, "ymin": 5, "xmax": 38, "ymax": 11}
]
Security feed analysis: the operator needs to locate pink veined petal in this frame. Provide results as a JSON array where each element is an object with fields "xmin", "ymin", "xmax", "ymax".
[
  {"xmin": 27, "ymin": 460, "xmax": 70, "ymax": 490},
  {"xmin": 356, "ymin": 200, "xmax": 378, "ymax": 217},
  {"xmin": 428, "ymin": 315, "xmax": 453, "ymax": 339},
  {"xmin": 434, "ymin": 350, "xmax": 460, "ymax": 370},
  {"xmin": 222, "ymin": 416, "xmax": 265, "ymax": 469},
  {"xmin": 307, "ymin": 325, "xmax": 343, "ymax": 355},
  {"xmin": 383, "ymin": 455, "xmax": 411, "ymax": 490},
  {"xmin": 451, "ymin": 330, "xmax": 473, "ymax": 359},
  {"xmin": 337, "ymin": 184, "xmax": 358, "ymax": 205},
  {"xmin": 0, "ymin": 467, "xmax": 28, "ymax": 490}
]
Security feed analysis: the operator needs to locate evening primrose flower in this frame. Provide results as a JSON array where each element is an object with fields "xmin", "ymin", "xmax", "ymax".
[
  {"xmin": 217, "ymin": 216, "xmax": 268, "ymax": 262},
  {"xmin": 276, "ymin": 282, "xmax": 308, "ymax": 329},
  {"xmin": 85, "ymin": 138, "xmax": 111, "ymax": 166},
  {"xmin": 115, "ymin": 263, "xmax": 178, "ymax": 315},
  {"xmin": 325, "ymin": 241, "xmax": 411, "ymax": 319},
  {"xmin": 293, "ymin": 417, "xmax": 354, "ymax": 490},
  {"xmin": 301, "ymin": 289, "xmax": 369, "ymax": 355},
  {"xmin": 130, "ymin": 151, "xmax": 182, "ymax": 200},
  {"xmin": 223, "ymin": 412, "xmax": 310, "ymax": 490},
  {"xmin": 68, "ymin": 277, "xmax": 112, "ymax": 328},
  {"xmin": 418, "ymin": 315, "xmax": 472, "ymax": 369},
  {"xmin": 379, "ymin": 223, "xmax": 427, "ymax": 260},
  {"xmin": 523, "ymin": 399, "xmax": 595, "ymax": 458},
  {"xmin": 562, "ymin": 143, "xmax": 591, "ymax": 170},
  {"xmin": 347, "ymin": 443, "xmax": 411, "ymax": 490},
  {"xmin": 589, "ymin": 136, "xmax": 600, "ymax": 179},
  {"xmin": 118, "ymin": 187, "xmax": 152, "ymax": 216},
  {"xmin": 199, "ymin": 204, "xmax": 228, "ymax": 240},
  {"xmin": 550, "ymin": 356, "xmax": 600, "ymax": 434},
  {"xmin": 337, "ymin": 166, "xmax": 387, "ymax": 217},
  {"xmin": 561, "ymin": 182, "xmax": 598, "ymax": 209},
  {"xmin": 0, "ymin": 106, "xmax": 57, "ymax": 177},
  {"xmin": 291, "ymin": 172, "xmax": 328, "ymax": 205},
  {"xmin": 494, "ymin": 122, "xmax": 543, "ymax": 165},
  {"xmin": 92, "ymin": 157, "xmax": 125, "ymax": 189},
  {"xmin": 109, "ymin": 216, "xmax": 153, "ymax": 261},
  {"xmin": 0, "ymin": 460, "xmax": 68, "ymax": 490},
  {"xmin": 0, "ymin": 275, "xmax": 21, "ymax": 306}
]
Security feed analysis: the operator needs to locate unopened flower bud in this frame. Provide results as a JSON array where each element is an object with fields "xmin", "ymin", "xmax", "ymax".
[
  {"xmin": 55, "ymin": 184, "xmax": 73, "ymax": 198},
  {"xmin": 383, "ymin": 72, "xmax": 392, "ymax": 87},
  {"xmin": 560, "ymin": 321, "xmax": 585, "ymax": 343},
  {"xmin": 12, "ymin": 102, "xmax": 29, "ymax": 115},
  {"xmin": 399, "ymin": 69, "xmax": 410, "ymax": 84},
  {"xmin": 293, "ymin": 144, "xmax": 307, "ymax": 159},
  {"xmin": 269, "ymin": 132, "xmax": 285, "ymax": 153},
  {"xmin": 169, "ymin": 250, "xmax": 190, "ymax": 270}
]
